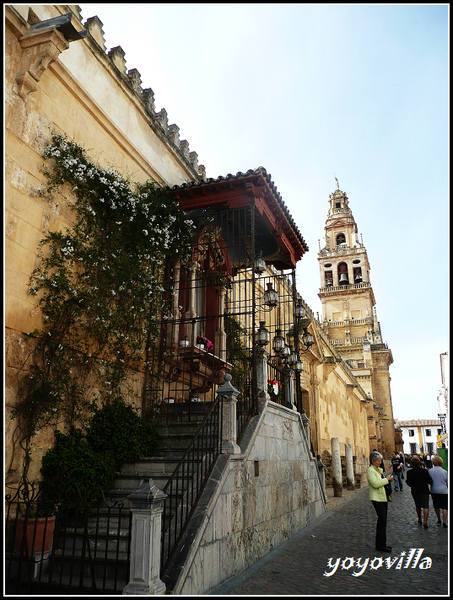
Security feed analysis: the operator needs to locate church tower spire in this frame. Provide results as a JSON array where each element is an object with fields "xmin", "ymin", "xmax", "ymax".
[{"xmin": 318, "ymin": 182, "xmax": 395, "ymax": 457}]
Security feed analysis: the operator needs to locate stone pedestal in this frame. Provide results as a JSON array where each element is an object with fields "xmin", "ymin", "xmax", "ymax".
[
  {"xmin": 123, "ymin": 480, "xmax": 167, "ymax": 595},
  {"xmin": 217, "ymin": 374, "xmax": 241, "ymax": 454}
]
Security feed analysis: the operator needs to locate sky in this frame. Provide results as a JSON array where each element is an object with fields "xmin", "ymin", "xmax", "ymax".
[{"xmin": 77, "ymin": 3, "xmax": 449, "ymax": 421}]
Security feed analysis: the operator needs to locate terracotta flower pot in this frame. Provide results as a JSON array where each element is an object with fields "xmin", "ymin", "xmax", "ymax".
[{"xmin": 14, "ymin": 515, "xmax": 56, "ymax": 554}]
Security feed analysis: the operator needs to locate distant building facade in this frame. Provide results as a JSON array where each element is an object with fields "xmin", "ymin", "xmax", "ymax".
[{"xmin": 396, "ymin": 419, "xmax": 443, "ymax": 455}]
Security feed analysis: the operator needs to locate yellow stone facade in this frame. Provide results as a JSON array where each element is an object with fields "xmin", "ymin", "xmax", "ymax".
[
  {"xmin": 5, "ymin": 4, "xmax": 204, "ymax": 483},
  {"xmin": 317, "ymin": 184, "xmax": 396, "ymax": 458},
  {"xmin": 5, "ymin": 5, "xmax": 391, "ymax": 491}
]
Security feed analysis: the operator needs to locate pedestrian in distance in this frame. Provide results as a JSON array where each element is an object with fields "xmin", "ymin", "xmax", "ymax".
[
  {"xmin": 406, "ymin": 455, "xmax": 433, "ymax": 528},
  {"xmin": 367, "ymin": 450, "xmax": 394, "ymax": 552},
  {"xmin": 430, "ymin": 455, "xmax": 448, "ymax": 528},
  {"xmin": 425, "ymin": 453, "xmax": 433, "ymax": 469},
  {"xmin": 399, "ymin": 452, "xmax": 406, "ymax": 479},
  {"xmin": 391, "ymin": 451, "xmax": 404, "ymax": 491}
]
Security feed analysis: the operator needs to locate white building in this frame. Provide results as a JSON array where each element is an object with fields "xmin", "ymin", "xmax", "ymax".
[{"xmin": 395, "ymin": 420, "xmax": 443, "ymax": 455}]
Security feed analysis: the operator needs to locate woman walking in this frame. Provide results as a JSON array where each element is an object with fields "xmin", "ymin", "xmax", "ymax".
[
  {"xmin": 430, "ymin": 455, "xmax": 448, "ymax": 527},
  {"xmin": 406, "ymin": 455, "xmax": 433, "ymax": 528},
  {"xmin": 367, "ymin": 450, "xmax": 394, "ymax": 552}
]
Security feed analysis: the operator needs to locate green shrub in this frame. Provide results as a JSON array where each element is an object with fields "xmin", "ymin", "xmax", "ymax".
[
  {"xmin": 86, "ymin": 398, "xmax": 159, "ymax": 469},
  {"xmin": 39, "ymin": 399, "xmax": 159, "ymax": 512},
  {"xmin": 39, "ymin": 429, "xmax": 116, "ymax": 513}
]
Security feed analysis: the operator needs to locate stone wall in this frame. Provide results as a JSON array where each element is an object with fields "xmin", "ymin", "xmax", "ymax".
[
  {"xmin": 172, "ymin": 401, "xmax": 326, "ymax": 595},
  {"xmin": 4, "ymin": 4, "xmax": 205, "ymax": 483}
]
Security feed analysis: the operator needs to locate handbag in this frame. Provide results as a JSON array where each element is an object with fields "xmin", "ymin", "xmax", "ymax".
[{"xmin": 382, "ymin": 473, "xmax": 392, "ymax": 500}]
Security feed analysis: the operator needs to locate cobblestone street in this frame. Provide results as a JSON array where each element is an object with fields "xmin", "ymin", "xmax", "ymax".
[{"xmin": 213, "ymin": 482, "xmax": 449, "ymax": 596}]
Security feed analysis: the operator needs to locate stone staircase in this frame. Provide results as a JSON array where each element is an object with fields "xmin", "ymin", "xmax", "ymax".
[
  {"xmin": 11, "ymin": 403, "xmax": 212, "ymax": 595},
  {"xmin": 106, "ymin": 402, "xmax": 212, "ymax": 508}
]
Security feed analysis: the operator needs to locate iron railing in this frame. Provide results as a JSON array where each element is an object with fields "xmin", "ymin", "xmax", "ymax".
[{"xmin": 5, "ymin": 491, "xmax": 131, "ymax": 595}]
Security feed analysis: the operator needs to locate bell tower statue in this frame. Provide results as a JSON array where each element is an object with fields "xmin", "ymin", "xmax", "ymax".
[{"xmin": 318, "ymin": 179, "xmax": 396, "ymax": 457}]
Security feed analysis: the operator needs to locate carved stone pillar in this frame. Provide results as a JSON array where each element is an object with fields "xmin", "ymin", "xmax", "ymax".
[
  {"xmin": 255, "ymin": 346, "xmax": 270, "ymax": 411},
  {"xmin": 283, "ymin": 365, "xmax": 296, "ymax": 410},
  {"xmin": 331, "ymin": 437, "xmax": 343, "ymax": 497},
  {"xmin": 345, "ymin": 443, "xmax": 355, "ymax": 490},
  {"xmin": 123, "ymin": 480, "xmax": 167, "ymax": 595},
  {"xmin": 217, "ymin": 374, "xmax": 241, "ymax": 455}
]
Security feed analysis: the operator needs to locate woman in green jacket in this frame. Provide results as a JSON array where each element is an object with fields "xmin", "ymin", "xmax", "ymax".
[{"xmin": 367, "ymin": 450, "xmax": 394, "ymax": 552}]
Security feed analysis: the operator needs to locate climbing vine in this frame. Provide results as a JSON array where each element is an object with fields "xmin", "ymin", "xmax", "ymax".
[{"xmin": 12, "ymin": 133, "xmax": 196, "ymax": 480}]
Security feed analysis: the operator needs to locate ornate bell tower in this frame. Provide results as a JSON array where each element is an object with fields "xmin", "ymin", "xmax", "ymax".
[{"xmin": 318, "ymin": 179, "xmax": 395, "ymax": 457}]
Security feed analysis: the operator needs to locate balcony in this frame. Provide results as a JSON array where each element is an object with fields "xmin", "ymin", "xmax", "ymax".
[{"xmin": 319, "ymin": 281, "xmax": 371, "ymax": 294}]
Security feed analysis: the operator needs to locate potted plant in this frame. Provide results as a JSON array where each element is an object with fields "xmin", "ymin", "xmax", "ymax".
[{"xmin": 14, "ymin": 512, "xmax": 56, "ymax": 554}]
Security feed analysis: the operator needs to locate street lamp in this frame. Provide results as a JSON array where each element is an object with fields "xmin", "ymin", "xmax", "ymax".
[
  {"xmin": 301, "ymin": 330, "xmax": 314, "ymax": 351},
  {"xmin": 256, "ymin": 321, "xmax": 271, "ymax": 346},
  {"xmin": 272, "ymin": 329, "xmax": 285, "ymax": 354},
  {"xmin": 254, "ymin": 251, "xmax": 266, "ymax": 275},
  {"xmin": 263, "ymin": 282, "xmax": 279, "ymax": 309}
]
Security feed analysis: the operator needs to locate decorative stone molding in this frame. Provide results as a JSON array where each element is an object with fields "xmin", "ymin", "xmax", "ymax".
[
  {"xmin": 85, "ymin": 15, "xmax": 106, "ymax": 51},
  {"xmin": 108, "ymin": 46, "xmax": 127, "ymax": 75},
  {"xmin": 142, "ymin": 87, "xmax": 156, "ymax": 113},
  {"xmin": 346, "ymin": 382, "xmax": 357, "ymax": 398},
  {"xmin": 15, "ymin": 13, "xmax": 86, "ymax": 102},
  {"xmin": 155, "ymin": 108, "xmax": 168, "ymax": 132},
  {"xmin": 189, "ymin": 150, "xmax": 199, "ymax": 172},
  {"xmin": 168, "ymin": 124, "xmax": 181, "ymax": 147},
  {"xmin": 322, "ymin": 356, "xmax": 336, "ymax": 381},
  {"xmin": 127, "ymin": 68, "xmax": 142, "ymax": 94},
  {"xmin": 16, "ymin": 28, "xmax": 69, "ymax": 100},
  {"xmin": 180, "ymin": 140, "xmax": 190, "ymax": 160}
]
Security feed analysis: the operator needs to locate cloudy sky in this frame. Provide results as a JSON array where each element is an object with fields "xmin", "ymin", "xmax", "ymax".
[{"xmin": 78, "ymin": 3, "xmax": 449, "ymax": 421}]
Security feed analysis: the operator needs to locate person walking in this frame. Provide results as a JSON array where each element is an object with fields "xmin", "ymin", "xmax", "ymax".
[
  {"xmin": 406, "ymin": 455, "xmax": 433, "ymax": 528},
  {"xmin": 430, "ymin": 455, "xmax": 448, "ymax": 527},
  {"xmin": 367, "ymin": 450, "xmax": 394, "ymax": 552},
  {"xmin": 391, "ymin": 451, "xmax": 404, "ymax": 491},
  {"xmin": 399, "ymin": 452, "xmax": 406, "ymax": 479}
]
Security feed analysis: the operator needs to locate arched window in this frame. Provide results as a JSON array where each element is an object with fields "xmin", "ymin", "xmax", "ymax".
[
  {"xmin": 336, "ymin": 233, "xmax": 346, "ymax": 246},
  {"xmin": 338, "ymin": 262, "xmax": 349, "ymax": 285},
  {"xmin": 353, "ymin": 266, "xmax": 363, "ymax": 283}
]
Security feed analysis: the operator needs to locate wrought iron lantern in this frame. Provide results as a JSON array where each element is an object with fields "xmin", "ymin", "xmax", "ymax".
[
  {"xmin": 280, "ymin": 344, "xmax": 291, "ymax": 359},
  {"xmin": 256, "ymin": 321, "xmax": 271, "ymax": 346},
  {"xmin": 272, "ymin": 329, "xmax": 285, "ymax": 354},
  {"xmin": 294, "ymin": 358, "xmax": 304, "ymax": 373},
  {"xmin": 263, "ymin": 282, "xmax": 278, "ymax": 308},
  {"xmin": 254, "ymin": 251, "xmax": 266, "ymax": 275},
  {"xmin": 295, "ymin": 298, "xmax": 306, "ymax": 319},
  {"xmin": 301, "ymin": 330, "xmax": 314, "ymax": 350}
]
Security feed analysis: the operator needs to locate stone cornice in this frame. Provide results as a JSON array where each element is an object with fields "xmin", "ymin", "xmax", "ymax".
[{"xmin": 16, "ymin": 27, "xmax": 70, "ymax": 100}]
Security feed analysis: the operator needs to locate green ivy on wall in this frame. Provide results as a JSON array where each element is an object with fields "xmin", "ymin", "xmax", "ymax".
[{"xmin": 12, "ymin": 133, "xmax": 196, "ymax": 482}]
